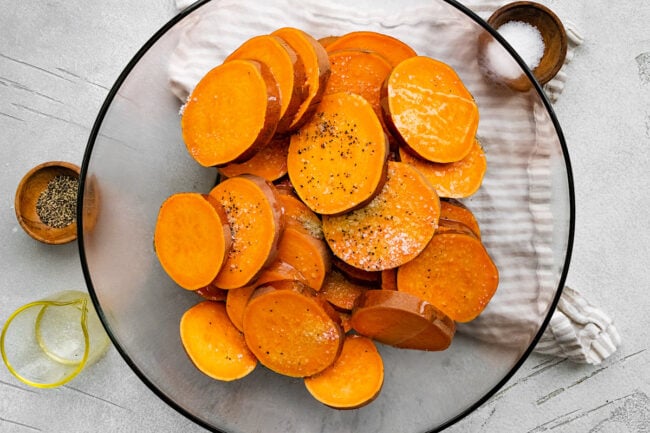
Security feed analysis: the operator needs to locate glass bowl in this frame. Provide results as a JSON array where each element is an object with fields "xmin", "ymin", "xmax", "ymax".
[{"xmin": 78, "ymin": 0, "xmax": 574, "ymax": 432}]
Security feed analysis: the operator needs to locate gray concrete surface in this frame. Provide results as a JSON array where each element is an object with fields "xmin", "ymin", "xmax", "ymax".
[{"xmin": 1, "ymin": 1, "xmax": 648, "ymax": 432}]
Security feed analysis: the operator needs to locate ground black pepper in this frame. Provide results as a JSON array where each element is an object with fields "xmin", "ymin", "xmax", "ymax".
[{"xmin": 35, "ymin": 175, "xmax": 78, "ymax": 228}]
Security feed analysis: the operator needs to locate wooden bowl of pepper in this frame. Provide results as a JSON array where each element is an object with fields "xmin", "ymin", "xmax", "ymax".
[{"xmin": 15, "ymin": 161, "xmax": 80, "ymax": 245}]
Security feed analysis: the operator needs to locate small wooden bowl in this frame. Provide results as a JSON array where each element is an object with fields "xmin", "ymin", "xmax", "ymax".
[
  {"xmin": 483, "ymin": 1, "xmax": 567, "ymax": 91},
  {"xmin": 15, "ymin": 161, "xmax": 81, "ymax": 245}
]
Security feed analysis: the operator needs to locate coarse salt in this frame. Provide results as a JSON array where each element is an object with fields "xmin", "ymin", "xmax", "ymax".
[{"xmin": 484, "ymin": 20, "xmax": 546, "ymax": 80}]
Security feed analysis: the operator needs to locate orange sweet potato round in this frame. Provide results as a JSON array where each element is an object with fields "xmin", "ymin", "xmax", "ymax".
[
  {"xmin": 322, "ymin": 161, "xmax": 440, "ymax": 271},
  {"xmin": 154, "ymin": 193, "xmax": 231, "ymax": 291},
  {"xmin": 209, "ymin": 174, "xmax": 284, "ymax": 289},
  {"xmin": 243, "ymin": 280, "xmax": 343, "ymax": 377},
  {"xmin": 350, "ymin": 290, "xmax": 455, "ymax": 351},
  {"xmin": 397, "ymin": 230, "xmax": 499, "ymax": 322},
  {"xmin": 287, "ymin": 92, "xmax": 389, "ymax": 215},
  {"xmin": 382, "ymin": 56, "xmax": 478, "ymax": 163},
  {"xmin": 180, "ymin": 301, "xmax": 257, "ymax": 381},
  {"xmin": 304, "ymin": 335, "xmax": 383, "ymax": 409},
  {"xmin": 181, "ymin": 59, "xmax": 281, "ymax": 167},
  {"xmin": 399, "ymin": 138, "xmax": 487, "ymax": 198}
]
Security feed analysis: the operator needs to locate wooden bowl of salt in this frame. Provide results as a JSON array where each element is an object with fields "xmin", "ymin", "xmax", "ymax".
[
  {"xmin": 15, "ymin": 161, "xmax": 80, "ymax": 245},
  {"xmin": 480, "ymin": 1, "xmax": 567, "ymax": 91}
]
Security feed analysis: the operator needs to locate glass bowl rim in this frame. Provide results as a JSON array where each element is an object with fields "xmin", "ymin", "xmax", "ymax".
[{"xmin": 76, "ymin": 1, "xmax": 576, "ymax": 431}]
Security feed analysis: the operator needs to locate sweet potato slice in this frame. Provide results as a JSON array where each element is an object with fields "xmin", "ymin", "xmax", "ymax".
[
  {"xmin": 304, "ymin": 335, "xmax": 383, "ymax": 409},
  {"xmin": 209, "ymin": 175, "xmax": 284, "ymax": 289},
  {"xmin": 338, "ymin": 311, "xmax": 352, "ymax": 333},
  {"xmin": 154, "ymin": 193, "xmax": 231, "ymax": 290},
  {"xmin": 435, "ymin": 218, "xmax": 479, "ymax": 237},
  {"xmin": 287, "ymin": 92, "xmax": 389, "ymax": 215},
  {"xmin": 322, "ymin": 161, "xmax": 440, "ymax": 271},
  {"xmin": 243, "ymin": 280, "xmax": 343, "ymax": 377},
  {"xmin": 320, "ymin": 269, "xmax": 368, "ymax": 311},
  {"xmin": 381, "ymin": 56, "xmax": 479, "ymax": 163},
  {"xmin": 181, "ymin": 59, "xmax": 281, "ymax": 167},
  {"xmin": 397, "ymin": 230, "xmax": 499, "ymax": 322},
  {"xmin": 225, "ymin": 285, "xmax": 257, "ymax": 333},
  {"xmin": 318, "ymin": 35, "xmax": 340, "ymax": 49},
  {"xmin": 350, "ymin": 290, "xmax": 455, "ymax": 351},
  {"xmin": 276, "ymin": 226, "xmax": 331, "ymax": 291},
  {"xmin": 325, "ymin": 31, "xmax": 417, "ymax": 67},
  {"xmin": 180, "ymin": 301, "xmax": 257, "ymax": 381},
  {"xmin": 196, "ymin": 283, "xmax": 228, "ymax": 302},
  {"xmin": 218, "ymin": 136, "xmax": 289, "ymax": 182},
  {"xmin": 324, "ymin": 49, "xmax": 392, "ymax": 127},
  {"xmin": 226, "ymin": 260, "xmax": 307, "ymax": 332},
  {"xmin": 399, "ymin": 138, "xmax": 487, "ymax": 198},
  {"xmin": 226, "ymin": 35, "xmax": 305, "ymax": 133},
  {"xmin": 277, "ymin": 192, "xmax": 323, "ymax": 240},
  {"xmin": 440, "ymin": 198, "xmax": 481, "ymax": 239},
  {"xmin": 332, "ymin": 256, "xmax": 381, "ymax": 286},
  {"xmin": 272, "ymin": 27, "xmax": 331, "ymax": 130},
  {"xmin": 380, "ymin": 269, "xmax": 398, "ymax": 291}
]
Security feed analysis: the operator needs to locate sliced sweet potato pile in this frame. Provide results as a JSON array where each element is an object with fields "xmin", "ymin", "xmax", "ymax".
[
  {"xmin": 382, "ymin": 56, "xmax": 479, "ymax": 163},
  {"xmin": 304, "ymin": 335, "xmax": 383, "ymax": 409},
  {"xmin": 399, "ymin": 138, "xmax": 487, "ymax": 198},
  {"xmin": 272, "ymin": 27, "xmax": 331, "ymax": 130},
  {"xmin": 350, "ymin": 290, "xmax": 455, "ymax": 351},
  {"xmin": 288, "ymin": 92, "xmax": 389, "ymax": 215},
  {"xmin": 218, "ymin": 135, "xmax": 289, "ymax": 182},
  {"xmin": 181, "ymin": 59, "xmax": 281, "ymax": 167},
  {"xmin": 324, "ymin": 49, "xmax": 392, "ymax": 127},
  {"xmin": 440, "ymin": 198, "xmax": 481, "ymax": 239},
  {"xmin": 171, "ymin": 26, "xmax": 497, "ymax": 405},
  {"xmin": 322, "ymin": 161, "xmax": 440, "ymax": 271},
  {"xmin": 154, "ymin": 193, "xmax": 231, "ymax": 290},
  {"xmin": 320, "ymin": 269, "xmax": 368, "ymax": 311},
  {"xmin": 397, "ymin": 230, "xmax": 499, "ymax": 322},
  {"xmin": 276, "ymin": 226, "xmax": 331, "ymax": 291},
  {"xmin": 209, "ymin": 174, "xmax": 284, "ymax": 289},
  {"xmin": 226, "ymin": 35, "xmax": 305, "ymax": 133},
  {"xmin": 325, "ymin": 31, "xmax": 417, "ymax": 66},
  {"xmin": 180, "ymin": 301, "xmax": 257, "ymax": 381},
  {"xmin": 243, "ymin": 280, "xmax": 343, "ymax": 377}
]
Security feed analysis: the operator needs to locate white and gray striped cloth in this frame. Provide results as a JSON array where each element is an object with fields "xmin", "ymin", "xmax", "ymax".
[{"xmin": 169, "ymin": 0, "xmax": 620, "ymax": 364}]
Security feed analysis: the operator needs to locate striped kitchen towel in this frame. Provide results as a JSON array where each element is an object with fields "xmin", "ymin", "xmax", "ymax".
[{"xmin": 169, "ymin": 0, "xmax": 620, "ymax": 365}]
